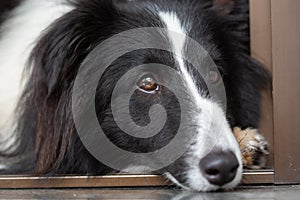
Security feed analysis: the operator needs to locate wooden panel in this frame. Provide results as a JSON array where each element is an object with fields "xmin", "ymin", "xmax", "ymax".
[
  {"xmin": 0, "ymin": 175, "xmax": 170, "ymax": 189},
  {"xmin": 271, "ymin": 0, "xmax": 300, "ymax": 184},
  {"xmin": 0, "ymin": 172, "xmax": 274, "ymax": 189},
  {"xmin": 242, "ymin": 170, "xmax": 274, "ymax": 185},
  {"xmin": 250, "ymin": 0, "xmax": 273, "ymax": 69},
  {"xmin": 249, "ymin": 0, "xmax": 274, "ymax": 168}
]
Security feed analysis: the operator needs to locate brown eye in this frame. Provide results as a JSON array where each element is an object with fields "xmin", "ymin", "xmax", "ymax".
[
  {"xmin": 138, "ymin": 75, "xmax": 159, "ymax": 92},
  {"xmin": 208, "ymin": 69, "xmax": 221, "ymax": 84}
]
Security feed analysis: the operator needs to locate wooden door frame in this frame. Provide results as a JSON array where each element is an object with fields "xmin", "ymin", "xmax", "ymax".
[
  {"xmin": 271, "ymin": 0, "xmax": 300, "ymax": 184},
  {"xmin": 249, "ymin": 0, "xmax": 275, "ymax": 184},
  {"xmin": 250, "ymin": 0, "xmax": 300, "ymax": 184}
]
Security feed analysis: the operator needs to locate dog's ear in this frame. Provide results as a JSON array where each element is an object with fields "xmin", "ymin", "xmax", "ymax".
[
  {"xmin": 26, "ymin": 4, "xmax": 115, "ymax": 173},
  {"xmin": 212, "ymin": 0, "xmax": 235, "ymax": 15}
]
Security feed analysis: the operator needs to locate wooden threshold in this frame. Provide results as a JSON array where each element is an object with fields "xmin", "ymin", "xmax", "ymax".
[{"xmin": 0, "ymin": 170, "xmax": 274, "ymax": 189}]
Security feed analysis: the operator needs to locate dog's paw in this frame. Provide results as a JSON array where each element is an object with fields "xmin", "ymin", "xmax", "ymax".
[{"xmin": 233, "ymin": 127, "xmax": 269, "ymax": 169}]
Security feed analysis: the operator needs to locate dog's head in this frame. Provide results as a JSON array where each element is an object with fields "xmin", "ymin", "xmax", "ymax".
[{"xmin": 21, "ymin": 0, "xmax": 257, "ymax": 191}]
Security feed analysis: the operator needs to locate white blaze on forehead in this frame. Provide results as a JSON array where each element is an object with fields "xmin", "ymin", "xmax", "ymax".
[
  {"xmin": 159, "ymin": 12, "xmax": 202, "ymax": 105},
  {"xmin": 158, "ymin": 12, "xmax": 186, "ymax": 54}
]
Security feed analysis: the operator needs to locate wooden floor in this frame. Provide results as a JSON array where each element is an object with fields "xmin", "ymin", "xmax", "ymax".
[{"xmin": 0, "ymin": 185, "xmax": 299, "ymax": 199}]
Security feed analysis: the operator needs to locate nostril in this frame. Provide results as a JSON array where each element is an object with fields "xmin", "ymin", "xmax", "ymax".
[
  {"xmin": 199, "ymin": 151, "xmax": 239, "ymax": 186},
  {"xmin": 206, "ymin": 168, "xmax": 219, "ymax": 176}
]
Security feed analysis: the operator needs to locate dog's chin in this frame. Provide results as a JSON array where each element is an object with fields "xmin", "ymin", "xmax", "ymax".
[{"xmin": 164, "ymin": 167, "xmax": 242, "ymax": 192}]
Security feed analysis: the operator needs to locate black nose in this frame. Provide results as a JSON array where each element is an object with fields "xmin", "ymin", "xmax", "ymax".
[{"xmin": 199, "ymin": 151, "xmax": 239, "ymax": 186}]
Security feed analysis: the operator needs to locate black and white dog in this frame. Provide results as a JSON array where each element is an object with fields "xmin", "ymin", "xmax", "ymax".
[{"xmin": 0, "ymin": 0, "xmax": 270, "ymax": 191}]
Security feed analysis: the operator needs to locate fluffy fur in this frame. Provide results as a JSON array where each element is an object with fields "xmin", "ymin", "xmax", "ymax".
[{"xmin": 0, "ymin": 0, "xmax": 270, "ymax": 191}]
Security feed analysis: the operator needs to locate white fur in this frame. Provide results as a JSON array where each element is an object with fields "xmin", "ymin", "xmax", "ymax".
[
  {"xmin": 159, "ymin": 12, "xmax": 202, "ymax": 106},
  {"xmin": 164, "ymin": 172, "xmax": 190, "ymax": 190},
  {"xmin": 0, "ymin": 0, "xmax": 73, "ymax": 139},
  {"xmin": 121, "ymin": 165, "xmax": 155, "ymax": 173},
  {"xmin": 159, "ymin": 11, "xmax": 242, "ymax": 191},
  {"xmin": 184, "ymin": 100, "xmax": 242, "ymax": 191}
]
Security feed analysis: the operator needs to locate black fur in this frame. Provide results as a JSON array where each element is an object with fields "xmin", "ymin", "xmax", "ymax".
[
  {"xmin": 0, "ymin": 0, "xmax": 270, "ymax": 177},
  {"xmin": 0, "ymin": 0, "xmax": 21, "ymax": 26}
]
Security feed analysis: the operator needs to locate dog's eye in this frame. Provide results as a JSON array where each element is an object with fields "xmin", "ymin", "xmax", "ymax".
[
  {"xmin": 208, "ymin": 69, "xmax": 221, "ymax": 84},
  {"xmin": 138, "ymin": 75, "xmax": 159, "ymax": 92}
]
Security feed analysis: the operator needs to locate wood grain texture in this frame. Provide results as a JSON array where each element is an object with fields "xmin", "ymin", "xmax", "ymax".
[
  {"xmin": 0, "ymin": 172, "xmax": 274, "ymax": 189},
  {"xmin": 271, "ymin": 0, "xmax": 300, "ymax": 184},
  {"xmin": 249, "ymin": 0, "xmax": 274, "ymax": 169}
]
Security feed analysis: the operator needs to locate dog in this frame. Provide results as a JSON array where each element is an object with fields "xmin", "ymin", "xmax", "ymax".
[{"xmin": 0, "ymin": 0, "xmax": 270, "ymax": 191}]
